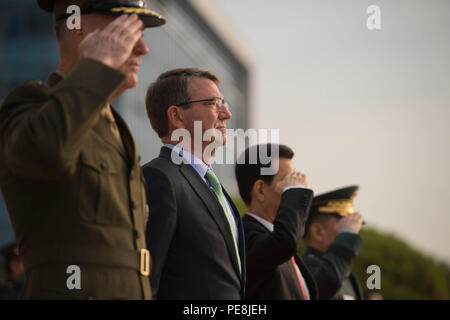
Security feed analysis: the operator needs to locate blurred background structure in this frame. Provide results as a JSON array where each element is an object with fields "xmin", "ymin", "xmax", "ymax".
[{"xmin": 1, "ymin": 0, "xmax": 449, "ymax": 299}]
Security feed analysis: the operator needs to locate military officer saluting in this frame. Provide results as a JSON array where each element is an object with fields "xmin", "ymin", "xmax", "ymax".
[
  {"xmin": 302, "ymin": 186, "xmax": 364, "ymax": 300},
  {"xmin": 0, "ymin": 0, "xmax": 165, "ymax": 299}
]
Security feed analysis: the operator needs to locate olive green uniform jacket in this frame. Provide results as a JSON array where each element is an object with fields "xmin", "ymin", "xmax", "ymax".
[
  {"xmin": 0, "ymin": 59, "xmax": 151, "ymax": 299},
  {"xmin": 303, "ymin": 232, "xmax": 363, "ymax": 300}
]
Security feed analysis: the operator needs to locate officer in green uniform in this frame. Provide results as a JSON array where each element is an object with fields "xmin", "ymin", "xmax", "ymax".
[
  {"xmin": 0, "ymin": 0, "xmax": 165, "ymax": 299},
  {"xmin": 302, "ymin": 186, "xmax": 364, "ymax": 300}
]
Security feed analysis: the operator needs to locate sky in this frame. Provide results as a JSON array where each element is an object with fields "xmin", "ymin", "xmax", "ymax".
[{"xmin": 212, "ymin": 0, "xmax": 450, "ymax": 263}]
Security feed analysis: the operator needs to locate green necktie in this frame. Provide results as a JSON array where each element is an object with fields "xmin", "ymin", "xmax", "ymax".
[{"xmin": 205, "ymin": 169, "xmax": 242, "ymax": 274}]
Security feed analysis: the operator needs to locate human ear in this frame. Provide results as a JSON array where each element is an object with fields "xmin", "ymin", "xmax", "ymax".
[
  {"xmin": 252, "ymin": 179, "xmax": 266, "ymax": 203},
  {"xmin": 167, "ymin": 105, "xmax": 185, "ymax": 129}
]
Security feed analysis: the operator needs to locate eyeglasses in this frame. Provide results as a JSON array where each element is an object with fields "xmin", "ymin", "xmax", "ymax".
[{"xmin": 175, "ymin": 97, "xmax": 230, "ymax": 113}]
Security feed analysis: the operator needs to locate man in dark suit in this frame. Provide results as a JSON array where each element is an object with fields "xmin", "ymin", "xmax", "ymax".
[
  {"xmin": 142, "ymin": 68, "xmax": 245, "ymax": 299},
  {"xmin": 235, "ymin": 144, "xmax": 317, "ymax": 300},
  {"xmin": 302, "ymin": 186, "xmax": 364, "ymax": 300},
  {"xmin": 0, "ymin": 0, "xmax": 165, "ymax": 299}
]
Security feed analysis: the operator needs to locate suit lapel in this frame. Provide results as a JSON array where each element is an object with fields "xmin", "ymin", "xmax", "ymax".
[
  {"xmin": 159, "ymin": 147, "xmax": 242, "ymax": 279},
  {"xmin": 295, "ymin": 256, "xmax": 318, "ymax": 300},
  {"xmin": 349, "ymin": 273, "xmax": 363, "ymax": 300}
]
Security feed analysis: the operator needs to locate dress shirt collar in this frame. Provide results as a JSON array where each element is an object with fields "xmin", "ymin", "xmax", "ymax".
[
  {"xmin": 164, "ymin": 143, "xmax": 210, "ymax": 179},
  {"xmin": 246, "ymin": 212, "xmax": 274, "ymax": 232}
]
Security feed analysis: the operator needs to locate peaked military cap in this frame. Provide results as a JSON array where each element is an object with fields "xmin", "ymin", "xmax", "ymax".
[
  {"xmin": 310, "ymin": 185, "xmax": 359, "ymax": 218},
  {"xmin": 37, "ymin": 0, "xmax": 165, "ymax": 28}
]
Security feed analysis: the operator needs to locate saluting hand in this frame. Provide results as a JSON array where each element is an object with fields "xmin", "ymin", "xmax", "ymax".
[
  {"xmin": 78, "ymin": 14, "xmax": 144, "ymax": 70},
  {"xmin": 275, "ymin": 171, "xmax": 308, "ymax": 194},
  {"xmin": 335, "ymin": 212, "xmax": 363, "ymax": 234}
]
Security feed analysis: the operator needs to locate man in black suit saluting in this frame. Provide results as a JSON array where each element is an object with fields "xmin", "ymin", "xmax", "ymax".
[
  {"xmin": 235, "ymin": 144, "xmax": 317, "ymax": 300},
  {"xmin": 142, "ymin": 68, "xmax": 245, "ymax": 299}
]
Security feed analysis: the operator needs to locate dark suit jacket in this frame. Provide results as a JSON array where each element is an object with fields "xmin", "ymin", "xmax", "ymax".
[
  {"xmin": 243, "ymin": 188, "xmax": 318, "ymax": 300},
  {"xmin": 142, "ymin": 146, "xmax": 245, "ymax": 299}
]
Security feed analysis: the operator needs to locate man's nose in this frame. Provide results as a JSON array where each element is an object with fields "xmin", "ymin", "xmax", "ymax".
[
  {"xmin": 133, "ymin": 37, "xmax": 150, "ymax": 56},
  {"xmin": 219, "ymin": 106, "xmax": 232, "ymax": 120}
]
